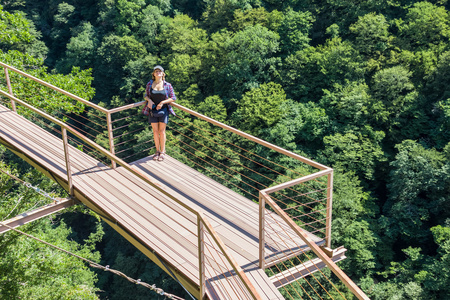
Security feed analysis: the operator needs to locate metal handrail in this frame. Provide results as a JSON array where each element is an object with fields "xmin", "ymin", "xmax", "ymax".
[
  {"xmin": 0, "ymin": 60, "xmax": 339, "ymax": 299},
  {"xmin": 0, "ymin": 87, "xmax": 260, "ymax": 299},
  {"xmin": 0, "ymin": 62, "xmax": 108, "ymax": 113}
]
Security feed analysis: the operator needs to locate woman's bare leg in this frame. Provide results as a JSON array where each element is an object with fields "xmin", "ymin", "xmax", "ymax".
[
  {"xmin": 151, "ymin": 123, "xmax": 161, "ymax": 153},
  {"xmin": 158, "ymin": 122, "xmax": 167, "ymax": 153}
]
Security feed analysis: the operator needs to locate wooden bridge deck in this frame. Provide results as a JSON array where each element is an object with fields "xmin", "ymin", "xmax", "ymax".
[{"xmin": 0, "ymin": 103, "xmax": 325, "ymax": 299}]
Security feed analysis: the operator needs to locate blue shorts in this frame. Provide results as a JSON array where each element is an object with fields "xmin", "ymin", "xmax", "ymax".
[{"xmin": 148, "ymin": 107, "xmax": 169, "ymax": 124}]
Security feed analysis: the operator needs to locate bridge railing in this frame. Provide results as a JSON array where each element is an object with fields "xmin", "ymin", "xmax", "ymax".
[
  {"xmin": 1, "ymin": 61, "xmax": 369, "ymax": 300},
  {"xmin": 0, "ymin": 62, "xmax": 261, "ymax": 299},
  {"xmin": 1, "ymin": 61, "xmax": 334, "ymax": 246}
]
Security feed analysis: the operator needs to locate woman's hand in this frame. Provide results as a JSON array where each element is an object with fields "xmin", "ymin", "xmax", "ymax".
[{"xmin": 156, "ymin": 103, "xmax": 163, "ymax": 110}]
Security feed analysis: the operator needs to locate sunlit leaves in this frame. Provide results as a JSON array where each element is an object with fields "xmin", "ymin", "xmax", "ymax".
[
  {"xmin": 278, "ymin": 8, "xmax": 314, "ymax": 56},
  {"xmin": 0, "ymin": 159, "xmax": 102, "ymax": 299},
  {"xmin": 56, "ymin": 22, "xmax": 99, "ymax": 73},
  {"xmin": 283, "ymin": 38, "xmax": 365, "ymax": 100},
  {"xmin": 217, "ymin": 24, "xmax": 281, "ymax": 97},
  {"xmin": 319, "ymin": 127, "xmax": 386, "ymax": 181},
  {"xmin": 397, "ymin": 1, "xmax": 450, "ymax": 48},
  {"xmin": 232, "ymin": 82, "xmax": 287, "ymax": 135},
  {"xmin": 0, "ymin": 5, "xmax": 33, "ymax": 47},
  {"xmin": 0, "ymin": 50, "xmax": 93, "ymax": 115},
  {"xmin": 350, "ymin": 13, "xmax": 391, "ymax": 56}
]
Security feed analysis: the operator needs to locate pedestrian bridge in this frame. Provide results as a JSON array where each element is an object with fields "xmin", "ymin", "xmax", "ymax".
[{"xmin": 0, "ymin": 62, "xmax": 368, "ymax": 300}]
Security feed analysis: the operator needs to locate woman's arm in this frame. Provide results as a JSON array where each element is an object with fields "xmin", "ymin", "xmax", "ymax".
[
  {"xmin": 156, "ymin": 97, "xmax": 175, "ymax": 109},
  {"xmin": 156, "ymin": 82, "xmax": 176, "ymax": 109}
]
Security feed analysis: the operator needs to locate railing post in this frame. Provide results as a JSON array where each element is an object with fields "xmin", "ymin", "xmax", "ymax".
[
  {"xmin": 259, "ymin": 191, "xmax": 265, "ymax": 269},
  {"xmin": 198, "ymin": 214, "xmax": 205, "ymax": 299},
  {"xmin": 62, "ymin": 128, "xmax": 74, "ymax": 196},
  {"xmin": 326, "ymin": 171, "xmax": 334, "ymax": 248},
  {"xmin": 106, "ymin": 112, "xmax": 116, "ymax": 169},
  {"xmin": 3, "ymin": 67, "xmax": 16, "ymax": 112}
]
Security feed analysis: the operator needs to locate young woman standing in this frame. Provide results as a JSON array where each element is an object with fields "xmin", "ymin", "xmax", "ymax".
[{"xmin": 144, "ymin": 65, "xmax": 176, "ymax": 161}]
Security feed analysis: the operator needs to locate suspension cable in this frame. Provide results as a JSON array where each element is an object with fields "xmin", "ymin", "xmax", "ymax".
[
  {"xmin": 0, "ymin": 167, "xmax": 58, "ymax": 202},
  {"xmin": 0, "ymin": 221, "xmax": 185, "ymax": 300}
]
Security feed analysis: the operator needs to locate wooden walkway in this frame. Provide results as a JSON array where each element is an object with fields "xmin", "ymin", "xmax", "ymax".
[{"xmin": 0, "ymin": 103, "xmax": 325, "ymax": 299}]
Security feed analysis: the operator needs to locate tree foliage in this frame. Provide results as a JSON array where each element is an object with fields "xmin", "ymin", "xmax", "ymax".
[
  {"xmin": 2, "ymin": 0, "xmax": 450, "ymax": 298},
  {"xmin": 0, "ymin": 151, "xmax": 102, "ymax": 299}
]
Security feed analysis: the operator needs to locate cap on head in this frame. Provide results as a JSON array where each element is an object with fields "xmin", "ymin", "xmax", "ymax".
[{"xmin": 153, "ymin": 65, "xmax": 164, "ymax": 72}]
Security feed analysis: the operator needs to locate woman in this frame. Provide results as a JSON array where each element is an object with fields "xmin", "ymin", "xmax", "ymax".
[{"xmin": 144, "ymin": 65, "xmax": 176, "ymax": 161}]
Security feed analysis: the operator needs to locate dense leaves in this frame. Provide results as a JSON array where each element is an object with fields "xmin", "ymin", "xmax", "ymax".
[
  {"xmin": 1, "ymin": 1, "xmax": 450, "ymax": 299},
  {"xmin": 0, "ymin": 149, "xmax": 102, "ymax": 299}
]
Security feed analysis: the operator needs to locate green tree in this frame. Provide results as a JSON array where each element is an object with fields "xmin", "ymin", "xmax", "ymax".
[
  {"xmin": 232, "ymin": 82, "xmax": 287, "ymax": 136},
  {"xmin": 133, "ymin": 5, "xmax": 166, "ymax": 52},
  {"xmin": 425, "ymin": 224, "xmax": 450, "ymax": 298},
  {"xmin": 216, "ymin": 24, "xmax": 281, "ymax": 98},
  {"xmin": 48, "ymin": 2, "xmax": 80, "ymax": 65},
  {"xmin": 369, "ymin": 224, "xmax": 450, "ymax": 300},
  {"xmin": 157, "ymin": 14, "xmax": 208, "ymax": 58},
  {"xmin": 383, "ymin": 140, "xmax": 450, "ymax": 245},
  {"xmin": 56, "ymin": 22, "xmax": 99, "ymax": 73},
  {"xmin": 320, "ymin": 81, "xmax": 372, "ymax": 129},
  {"xmin": 396, "ymin": 1, "xmax": 450, "ymax": 49},
  {"xmin": 0, "ymin": 4, "xmax": 47, "ymax": 58},
  {"xmin": 263, "ymin": 100, "xmax": 330, "ymax": 153},
  {"xmin": 0, "ymin": 50, "xmax": 94, "ymax": 115},
  {"xmin": 197, "ymin": 95, "xmax": 228, "ymax": 122},
  {"xmin": 370, "ymin": 65, "xmax": 427, "ymax": 143},
  {"xmin": 95, "ymin": 224, "xmax": 186, "ymax": 299},
  {"xmin": 319, "ymin": 127, "xmax": 386, "ymax": 181},
  {"xmin": 331, "ymin": 170, "xmax": 378, "ymax": 279},
  {"xmin": 121, "ymin": 54, "xmax": 159, "ymax": 99},
  {"xmin": 0, "ymin": 156, "xmax": 102, "ymax": 299},
  {"xmin": 424, "ymin": 51, "xmax": 450, "ymax": 148},
  {"xmin": 172, "ymin": 0, "xmax": 206, "ymax": 19},
  {"xmin": 229, "ymin": 7, "xmax": 283, "ymax": 32},
  {"xmin": 349, "ymin": 13, "xmax": 392, "ymax": 57},
  {"xmin": 283, "ymin": 37, "xmax": 365, "ymax": 101},
  {"xmin": 114, "ymin": 0, "xmax": 147, "ymax": 36},
  {"xmin": 157, "ymin": 14, "xmax": 208, "ymax": 93},
  {"xmin": 95, "ymin": 34, "xmax": 147, "ymax": 101},
  {"xmin": 0, "ymin": 5, "xmax": 32, "ymax": 46},
  {"xmin": 201, "ymin": 0, "xmax": 257, "ymax": 33},
  {"xmin": 278, "ymin": 8, "xmax": 314, "ymax": 56}
]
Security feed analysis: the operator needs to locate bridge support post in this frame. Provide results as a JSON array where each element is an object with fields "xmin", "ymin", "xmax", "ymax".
[
  {"xmin": 3, "ymin": 67, "xmax": 16, "ymax": 112},
  {"xmin": 326, "ymin": 171, "xmax": 334, "ymax": 248},
  {"xmin": 198, "ymin": 215, "xmax": 205, "ymax": 299},
  {"xmin": 62, "ymin": 128, "xmax": 73, "ymax": 196},
  {"xmin": 106, "ymin": 112, "xmax": 116, "ymax": 169},
  {"xmin": 259, "ymin": 192, "xmax": 265, "ymax": 270}
]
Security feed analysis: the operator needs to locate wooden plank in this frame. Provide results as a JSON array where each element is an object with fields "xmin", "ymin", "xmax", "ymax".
[
  {"xmin": 0, "ymin": 106, "xmax": 199, "ymax": 287},
  {"xmin": 245, "ymin": 269, "xmax": 284, "ymax": 300},
  {"xmin": 67, "ymin": 170, "xmax": 201, "ymax": 281},
  {"xmin": 115, "ymin": 167, "xmax": 197, "ymax": 222},
  {"xmin": 134, "ymin": 156, "xmax": 324, "ymax": 257},
  {"xmin": 0, "ymin": 103, "xmax": 330, "ymax": 299},
  {"xmin": 0, "ymin": 114, "xmax": 68, "ymax": 178},
  {"xmin": 135, "ymin": 157, "xmax": 264, "ymax": 235}
]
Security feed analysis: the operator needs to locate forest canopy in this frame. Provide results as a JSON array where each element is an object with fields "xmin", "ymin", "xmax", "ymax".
[{"xmin": 1, "ymin": 0, "xmax": 449, "ymax": 299}]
